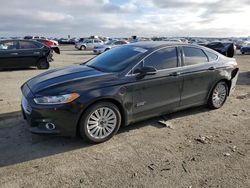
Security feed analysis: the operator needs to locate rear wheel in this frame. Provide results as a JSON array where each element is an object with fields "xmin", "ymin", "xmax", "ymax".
[
  {"xmin": 207, "ymin": 81, "xmax": 228, "ymax": 109},
  {"xmin": 241, "ymin": 52, "xmax": 245, "ymax": 55},
  {"xmin": 37, "ymin": 59, "xmax": 49, "ymax": 69},
  {"xmin": 79, "ymin": 102, "xmax": 121, "ymax": 143}
]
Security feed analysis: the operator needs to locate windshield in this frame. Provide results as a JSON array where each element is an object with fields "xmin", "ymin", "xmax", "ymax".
[{"xmin": 86, "ymin": 46, "xmax": 147, "ymax": 72}]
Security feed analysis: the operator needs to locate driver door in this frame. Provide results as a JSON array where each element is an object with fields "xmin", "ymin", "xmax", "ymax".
[{"xmin": 130, "ymin": 47, "xmax": 183, "ymax": 121}]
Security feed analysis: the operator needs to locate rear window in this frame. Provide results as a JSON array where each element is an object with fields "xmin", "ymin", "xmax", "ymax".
[
  {"xmin": 183, "ymin": 46, "xmax": 208, "ymax": 65},
  {"xmin": 205, "ymin": 50, "xmax": 218, "ymax": 61}
]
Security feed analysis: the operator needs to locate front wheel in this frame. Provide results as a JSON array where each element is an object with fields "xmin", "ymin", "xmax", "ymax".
[
  {"xmin": 79, "ymin": 102, "xmax": 121, "ymax": 143},
  {"xmin": 80, "ymin": 46, "xmax": 86, "ymax": 50},
  {"xmin": 207, "ymin": 81, "xmax": 228, "ymax": 109},
  {"xmin": 37, "ymin": 59, "xmax": 49, "ymax": 69}
]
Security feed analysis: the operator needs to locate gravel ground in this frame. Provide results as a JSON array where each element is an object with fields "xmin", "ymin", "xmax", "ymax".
[{"xmin": 0, "ymin": 45, "xmax": 249, "ymax": 188}]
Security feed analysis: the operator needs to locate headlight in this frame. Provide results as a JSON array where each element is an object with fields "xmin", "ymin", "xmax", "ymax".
[{"xmin": 34, "ymin": 93, "xmax": 79, "ymax": 105}]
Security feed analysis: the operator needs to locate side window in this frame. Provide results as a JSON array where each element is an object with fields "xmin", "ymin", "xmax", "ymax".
[
  {"xmin": 143, "ymin": 47, "xmax": 178, "ymax": 70},
  {"xmin": 183, "ymin": 46, "xmax": 208, "ymax": 65},
  {"xmin": 205, "ymin": 50, "xmax": 218, "ymax": 61},
  {"xmin": 94, "ymin": 39, "xmax": 101, "ymax": 43},
  {"xmin": 19, "ymin": 41, "xmax": 38, "ymax": 49},
  {"xmin": 0, "ymin": 41, "xmax": 18, "ymax": 50}
]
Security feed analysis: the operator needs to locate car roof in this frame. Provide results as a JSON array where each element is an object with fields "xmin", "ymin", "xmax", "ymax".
[
  {"xmin": 0, "ymin": 39, "xmax": 39, "ymax": 42},
  {"xmin": 125, "ymin": 41, "xmax": 221, "ymax": 57},
  {"xmin": 127, "ymin": 41, "xmax": 202, "ymax": 50}
]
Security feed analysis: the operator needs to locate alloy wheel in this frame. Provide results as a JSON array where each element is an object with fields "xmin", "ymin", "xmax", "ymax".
[
  {"xmin": 86, "ymin": 107, "xmax": 117, "ymax": 139},
  {"xmin": 212, "ymin": 82, "xmax": 227, "ymax": 108}
]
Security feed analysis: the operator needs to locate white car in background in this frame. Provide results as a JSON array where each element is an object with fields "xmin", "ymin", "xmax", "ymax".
[
  {"xmin": 75, "ymin": 39, "xmax": 103, "ymax": 50},
  {"xmin": 93, "ymin": 40, "xmax": 129, "ymax": 54}
]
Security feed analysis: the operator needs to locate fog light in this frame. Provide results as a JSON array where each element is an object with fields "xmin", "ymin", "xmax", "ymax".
[{"xmin": 45, "ymin": 123, "xmax": 56, "ymax": 130}]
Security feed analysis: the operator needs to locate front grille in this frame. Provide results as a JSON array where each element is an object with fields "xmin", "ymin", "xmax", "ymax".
[{"xmin": 22, "ymin": 97, "xmax": 32, "ymax": 114}]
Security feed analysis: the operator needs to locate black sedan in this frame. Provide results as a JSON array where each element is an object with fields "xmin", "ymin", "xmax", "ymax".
[
  {"xmin": 21, "ymin": 42, "xmax": 239, "ymax": 143},
  {"xmin": 0, "ymin": 39, "xmax": 53, "ymax": 69},
  {"xmin": 205, "ymin": 42, "xmax": 235, "ymax": 58}
]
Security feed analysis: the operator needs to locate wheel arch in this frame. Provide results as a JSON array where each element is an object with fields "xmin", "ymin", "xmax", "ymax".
[
  {"xmin": 76, "ymin": 98, "xmax": 127, "ymax": 136},
  {"xmin": 207, "ymin": 78, "xmax": 231, "ymax": 101},
  {"xmin": 81, "ymin": 45, "xmax": 86, "ymax": 49}
]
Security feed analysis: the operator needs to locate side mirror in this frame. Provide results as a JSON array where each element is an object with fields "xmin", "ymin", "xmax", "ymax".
[{"xmin": 133, "ymin": 66, "xmax": 157, "ymax": 77}]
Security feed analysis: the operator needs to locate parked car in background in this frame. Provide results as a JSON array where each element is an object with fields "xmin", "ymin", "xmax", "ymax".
[
  {"xmin": 93, "ymin": 40, "xmax": 128, "ymax": 54},
  {"xmin": 0, "ymin": 39, "xmax": 53, "ymax": 69},
  {"xmin": 75, "ymin": 39, "xmax": 104, "ymax": 50},
  {"xmin": 58, "ymin": 38, "xmax": 76, "ymax": 45},
  {"xmin": 240, "ymin": 42, "xmax": 250, "ymax": 54},
  {"xmin": 34, "ymin": 39, "xmax": 60, "ymax": 54},
  {"xmin": 163, "ymin": 38, "xmax": 184, "ymax": 43},
  {"xmin": 24, "ymin": 36, "xmax": 59, "ymax": 46},
  {"xmin": 206, "ymin": 42, "xmax": 235, "ymax": 57},
  {"xmin": 21, "ymin": 42, "xmax": 239, "ymax": 143}
]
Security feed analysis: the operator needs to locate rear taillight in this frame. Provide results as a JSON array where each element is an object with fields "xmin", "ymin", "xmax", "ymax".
[{"xmin": 232, "ymin": 61, "xmax": 238, "ymax": 69}]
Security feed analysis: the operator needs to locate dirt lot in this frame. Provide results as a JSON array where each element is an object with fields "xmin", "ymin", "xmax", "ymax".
[{"xmin": 0, "ymin": 45, "xmax": 249, "ymax": 188}]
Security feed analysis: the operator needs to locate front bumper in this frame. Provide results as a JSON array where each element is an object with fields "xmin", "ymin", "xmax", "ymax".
[
  {"xmin": 93, "ymin": 48, "xmax": 105, "ymax": 54},
  {"xmin": 21, "ymin": 87, "xmax": 82, "ymax": 137}
]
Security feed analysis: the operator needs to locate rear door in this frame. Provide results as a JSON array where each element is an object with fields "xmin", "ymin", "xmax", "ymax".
[
  {"xmin": 0, "ymin": 40, "xmax": 19, "ymax": 68},
  {"xmin": 17, "ymin": 41, "xmax": 43, "ymax": 67},
  {"xmin": 179, "ymin": 46, "xmax": 219, "ymax": 107}
]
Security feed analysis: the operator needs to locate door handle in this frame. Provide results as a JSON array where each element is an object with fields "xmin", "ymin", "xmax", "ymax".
[
  {"xmin": 10, "ymin": 53, "xmax": 18, "ymax": 55},
  {"xmin": 33, "ymin": 52, "xmax": 40, "ymax": 55},
  {"xmin": 208, "ymin": 66, "xmax": 216, "ymax": 70},
  {"xmin": 170, "ymin": 72, "xmax": 180, "ymax": 76}
]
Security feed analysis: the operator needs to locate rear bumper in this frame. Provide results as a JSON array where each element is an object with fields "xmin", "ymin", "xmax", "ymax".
[{"xmin": 229, "ymin": 68, "xmax": 239, "ymax": 95}]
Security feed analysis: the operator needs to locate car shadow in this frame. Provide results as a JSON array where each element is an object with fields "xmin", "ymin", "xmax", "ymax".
[
  {"xmin": 236, "ymin": 71, "xmax": 250, "ymax": 86},
  {"xmin": 0, "ymin": 106, "xmax": 209, "ymax": 167},
  {"xmin": 0, "ymin": 67, "xmax": 37, "ymax": 72},
  {"xmin": 120, "ymin": 106, "xmax": 209, "ymax": 133}
]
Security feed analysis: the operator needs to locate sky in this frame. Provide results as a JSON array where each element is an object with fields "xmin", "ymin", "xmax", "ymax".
[{"xmin": 0, "ymin": 0, "xmax": 250, "ymax": 38}]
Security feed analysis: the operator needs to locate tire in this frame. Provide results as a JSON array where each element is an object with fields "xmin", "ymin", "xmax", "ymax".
[
  {"xmin": 37, "ymin": 59, "xmax": 49, "ymax": 69},
  {"xmin": 79, "ymin": 102, "xmax": 121, "ymax": 143},
  {"xmin": 207, "ymin": 81, "xmax": 228, "ymax": 109},
  {"xmin": 226, "ymin": 44, "xmax": 234, "ymax": 57},
  {"xmin": 80, "ymin": 46, "xmax": 86, "ymax": 50},
  {"xmin": 241, "ymin": 52, "xmax": 245, "ymax": 55}
]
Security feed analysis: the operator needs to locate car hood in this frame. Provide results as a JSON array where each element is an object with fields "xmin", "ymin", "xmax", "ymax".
[{"xmin": 26, "ymin": 65, "xmax": 117, "ymax": 94}]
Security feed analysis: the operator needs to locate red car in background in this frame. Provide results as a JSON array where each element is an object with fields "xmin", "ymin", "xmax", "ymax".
[{"xmin": 34, "ymin": 39, "xmax": 60, "ymax": 54}]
